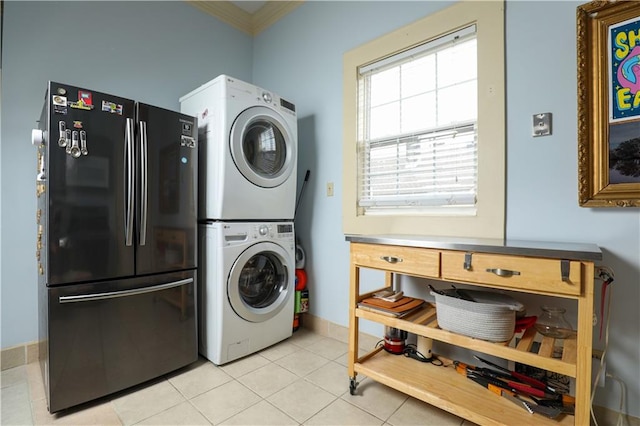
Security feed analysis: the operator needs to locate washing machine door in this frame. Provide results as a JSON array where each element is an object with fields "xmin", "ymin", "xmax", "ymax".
[
  {"xmin": 230, "ymin": 106, "xmax": 295, "ymax": 188},
  {"xmin": 228, "ymin": 241, "xmax": 292, "ymax": 322}
]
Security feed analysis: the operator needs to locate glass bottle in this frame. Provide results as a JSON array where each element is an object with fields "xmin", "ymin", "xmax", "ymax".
[{"xmin": 534, "ymin": 306, "xmax": 573, "ymax": 338}]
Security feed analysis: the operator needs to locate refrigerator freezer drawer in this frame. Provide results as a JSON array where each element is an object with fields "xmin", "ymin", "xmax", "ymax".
[{"xmin": 42, "ymin": 271, "xmax": 197, "ymax": 412}]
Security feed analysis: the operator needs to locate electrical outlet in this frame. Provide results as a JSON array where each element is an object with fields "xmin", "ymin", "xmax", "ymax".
[{"xmin": 326, "ymin": 182, "xmax": 334, "ymax": 197}]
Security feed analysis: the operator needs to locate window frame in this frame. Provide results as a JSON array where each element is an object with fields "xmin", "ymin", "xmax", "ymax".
[{"xmin": 342, "ymin": 1, "xmax": 505, "ymax": 239}]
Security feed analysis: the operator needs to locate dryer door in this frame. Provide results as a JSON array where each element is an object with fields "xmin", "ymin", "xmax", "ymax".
[
  {"xmin": 230, "ymin": 106, "xmax": 295, "ymax": 188},
  {"xmin": 228, "ymin": 241, "xmax": 293, "ymax": 322}
]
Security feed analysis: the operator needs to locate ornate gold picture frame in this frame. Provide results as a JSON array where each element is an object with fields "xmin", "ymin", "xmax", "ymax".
[{"xmin": 577, "ymin": 1, "xmax": 640, "ymax": 207}]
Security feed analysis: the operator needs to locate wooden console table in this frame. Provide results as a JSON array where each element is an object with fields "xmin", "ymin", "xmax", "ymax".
[{"xmin": 346, "ymin": 235, "xmax": 602, "ymax": 426}]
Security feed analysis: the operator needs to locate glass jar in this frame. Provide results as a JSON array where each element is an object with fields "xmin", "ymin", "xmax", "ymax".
[{"xmin": 534, "ymin": 306, "xmax": 573, "ymax": 338}]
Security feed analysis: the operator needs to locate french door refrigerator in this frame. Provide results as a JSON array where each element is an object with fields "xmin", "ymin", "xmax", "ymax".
[{"xmin": 32, "ymin": 81, "xmax": 198, "ymax": 413}]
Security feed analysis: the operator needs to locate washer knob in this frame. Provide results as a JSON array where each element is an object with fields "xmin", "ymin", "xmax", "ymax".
[
  {"xmin": 258, "ymin": 225, "xmax": 269, "ymax": 236},
  {"xmin": 262, "ymin": 92, "xmax": 272, "ymax": 103}
]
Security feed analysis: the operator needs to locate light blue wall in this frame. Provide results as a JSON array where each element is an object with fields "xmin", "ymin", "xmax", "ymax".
[
  {"xmin": 2, "ymin": 0, "xmax": 639, "ymax": 418},
  {"xmin": 0, "ymin": 1, "xmax": 252, "ymax": 348},
  {"xmin": 505, "ymin": 2, "xmax": 640, "ymax": 417},
  {"xmin": 253, "ymin": 0, "xmax": 640, "ymax": 417},
  {"xmin": 254, "ymin": 0, "xmax": 452, "ymax": 339}
]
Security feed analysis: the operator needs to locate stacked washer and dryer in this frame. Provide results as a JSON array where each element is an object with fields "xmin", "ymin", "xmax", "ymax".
[{"xmin": 180, "ymin": 75, "xmax": 298, "ymax": 365}]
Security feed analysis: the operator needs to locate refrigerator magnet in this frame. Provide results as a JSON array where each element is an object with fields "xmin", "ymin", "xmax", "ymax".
[
  {"xmin": 52, "ymin": 95, "xmax": 67, "ymax": 115},
  {"xmin": 73, "ymin": 121, "xmax": 83, "ymax": 129},
  {"xmin": 181, "ymin": 122, "xmax": 193, "ymax": 135},
  {"xmin": 69, "ymin": 98, "xmax": 94, "ymax": 110},
  {"xmin": 52, "ymin": 95, "xmax": 67, "ymax": 106},
  {"xmin": 78, "ymin": 90, "xmax": 93, "ymax": 106},
  {"xmin": 101, "ymin": 100, "xmax": 123, "ymax": 115}
]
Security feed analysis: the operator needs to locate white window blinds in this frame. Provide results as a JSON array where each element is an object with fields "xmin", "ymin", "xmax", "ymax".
[{"xmin": 357, "ymin": 25, "xmax": 478, "ymax": 213}]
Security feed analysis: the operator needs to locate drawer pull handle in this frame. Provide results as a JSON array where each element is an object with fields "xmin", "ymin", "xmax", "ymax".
[
  {"xmin": 381, "ymin": 256, "xmax": 403, "ymax": 264},
  {"xmin": 561, "ymin": 260, "xmax": 570, "ymax": 282},
  {"xmin": 486, "ymin": 268, "xmax": 520, "ymax": 277},
  {"xmin": 464, "ymin": 253, "xmax": 473, "ymax": 270}
]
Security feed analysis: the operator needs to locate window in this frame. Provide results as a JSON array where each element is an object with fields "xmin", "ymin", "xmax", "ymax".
[
  {"xmin": 343, "ymin": 1, "xmax": 505, "ymax": 239},
  {"xmin": 358, "ymin": 26, "xmax": 478, "ymax": 215}
]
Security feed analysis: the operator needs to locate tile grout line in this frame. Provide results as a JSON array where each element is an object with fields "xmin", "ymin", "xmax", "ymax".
[{"xmin": 9, "ymin": 330, "xmax": 453, "ymax": 426}]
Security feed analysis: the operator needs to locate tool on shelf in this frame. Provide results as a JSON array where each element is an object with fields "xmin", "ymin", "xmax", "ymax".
[
  {"xmin": 473, "ymin": 355, "xmax": 551, "ymax": 392},
  {"xmin": 457, "ymin": 358, "xmax": 575, "ymax": 402},
  {"xmin": 501, "ymin": 389, "xmax": 562, "ymax": 419},
  {"xmin": 500, "ymin": 390, "xmax": 534, "ymax": 414},
  {"xmin": 464, "ymin": 369, "xmax": 547, "ymax": 398},
  {"xmin": 465, "ymin": 367, "xmax": 563, "ymax": 419},
  {"xmin": 454, "ymin": 360, "xmax": 512, "ymax": 380}
]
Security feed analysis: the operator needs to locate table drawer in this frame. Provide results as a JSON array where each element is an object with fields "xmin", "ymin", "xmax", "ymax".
[
  {"xmin": 351, "ymin": 243, "xmax": 440, "ymax": 278},
  {"xmin": 441, "ymin": 251, "xmax": 582, "ymax": 296}
]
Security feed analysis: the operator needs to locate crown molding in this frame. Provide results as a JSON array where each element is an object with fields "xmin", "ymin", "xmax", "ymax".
[
  {"xmin": 187, "ymin": 1, "xmax": 303, "ymax": 36},
  {"xmin": 188, "ymin": 1, "xmax": 253, "ymax": 34},
  {"xmin": 252, "ymin": 1, "xmax": 303, "ymax": 35}
]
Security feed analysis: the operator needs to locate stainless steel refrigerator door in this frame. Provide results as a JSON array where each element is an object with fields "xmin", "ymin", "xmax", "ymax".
[
  {"xmin": 44, "ymin": 270, "xmax": 197, "ymax": 413},
  {"xmin": 135, "ymin": 104, "xmax": 197, "ymax": 276},
  {"xmin": 45, "ymin": 82, "xmax": 137, "ymax": 286}
]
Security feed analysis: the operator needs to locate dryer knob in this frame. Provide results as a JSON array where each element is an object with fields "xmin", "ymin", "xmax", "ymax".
[
  {"xmin": 262, "ymin": 92, "xmax": 272, "ymax": 103},
  {"xmin": 258, "ymin": 225, "xmax": 269, "ymax": 236}
]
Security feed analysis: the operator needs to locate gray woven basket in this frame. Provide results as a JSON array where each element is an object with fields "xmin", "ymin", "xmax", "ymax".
[{"xmin": 430, "ymin": 290, "xmax": 524, "ymax": 342}]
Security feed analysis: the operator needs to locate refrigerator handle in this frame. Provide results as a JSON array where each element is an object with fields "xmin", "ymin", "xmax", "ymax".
[
  {"xmin": 58, "ymin": 278, "xmax": 194, "ymax": 304},
  {"xmin": 139, "ymin": 121, "xmax": 148, "ymax": 246},
  {"xmin": 125, "ymin": 118, "xmax": 135, "ymax": 246}
]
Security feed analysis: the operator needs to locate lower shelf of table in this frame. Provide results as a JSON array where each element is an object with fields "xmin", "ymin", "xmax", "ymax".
[
  {"xmin": 356, "ymin": 304, "xmax": 578, "ymax": 378},
  {"xmin": 353, "ymin": 349, "xmax": 574, "ymax": 426}
]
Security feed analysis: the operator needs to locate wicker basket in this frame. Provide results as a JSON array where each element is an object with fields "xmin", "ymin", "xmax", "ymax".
[{"xmin": 430, "ymin": 290, "xmax": 524, "ymax": 342}]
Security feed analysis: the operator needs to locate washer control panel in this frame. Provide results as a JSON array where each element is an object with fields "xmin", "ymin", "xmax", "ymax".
[
  {"xmin": 276, "ymin": 223, "xmax": 293, "ymax": 235},
  {"xmin": 250, "ymin": 223, "xmax": 294, "ymax": 241}
]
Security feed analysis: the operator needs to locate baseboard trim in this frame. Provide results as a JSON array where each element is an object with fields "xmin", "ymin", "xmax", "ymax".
[{"xmin": 1, "ymin": 341, "xmax": 39, "ymax": 371}]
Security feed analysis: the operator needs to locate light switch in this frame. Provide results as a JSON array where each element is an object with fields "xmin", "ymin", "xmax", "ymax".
[{"xmin": 326, "ymin": 182, "xmax": 334, "ymax": 197}]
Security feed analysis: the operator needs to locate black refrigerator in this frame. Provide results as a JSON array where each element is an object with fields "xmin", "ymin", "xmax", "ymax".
[{"xmin": 32, "ymin": 81, "xmax": 198, "ymax": 413}]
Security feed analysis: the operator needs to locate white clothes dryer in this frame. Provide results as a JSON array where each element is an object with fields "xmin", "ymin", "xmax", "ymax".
[
  {"xmin": 199, "ymin": 221, "xmax": 295, "ymax": 365},
  {"xmin": 180, "ymin": 75, "xmax": 298, "ymax": 221}
]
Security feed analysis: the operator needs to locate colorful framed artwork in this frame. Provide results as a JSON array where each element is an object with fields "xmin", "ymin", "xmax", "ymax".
[{"xmin": 577, "ymin": 0, "xmax": 640, "ymax": 207}]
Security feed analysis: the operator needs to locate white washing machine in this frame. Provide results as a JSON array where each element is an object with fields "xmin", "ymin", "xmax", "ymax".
[
  {"xmin": 180, "ymin": 75, "xmax": 298, "ymax": 221},
  {"xmin": 199, "ymin": 221, "xmax": 295, "ymax": 365}
]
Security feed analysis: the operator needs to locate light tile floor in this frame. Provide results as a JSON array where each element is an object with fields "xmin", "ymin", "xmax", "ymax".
[{"xmin": 1, "ymin": 329, "xmax": 477, "ymax": 425}]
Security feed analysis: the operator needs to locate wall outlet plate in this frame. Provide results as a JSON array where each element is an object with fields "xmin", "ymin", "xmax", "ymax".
[
  {"xmin": 533, "ymin": 113, "xmax": 552, "ymax": 137},
  {"xmin": 326, "ymin": 182, "xmax": 334, "ymax": 197}
]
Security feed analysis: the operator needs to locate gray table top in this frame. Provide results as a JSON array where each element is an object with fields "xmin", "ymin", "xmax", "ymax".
[{"xmin": 345, "ymin": 234, "xmax": 602, "ymax": 261}]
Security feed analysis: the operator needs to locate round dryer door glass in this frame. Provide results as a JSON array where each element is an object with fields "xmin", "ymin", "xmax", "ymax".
[
  {"xmin": 231, "ymin": 106, "xmax": 295, "ymax": 188},
  {"xmin": 243, "ymin": 120, "xmax": 286, "ymax": 179},
  {"xmin": 238, "ymin": 252, "xmax": 287, "ymax": 309}
]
